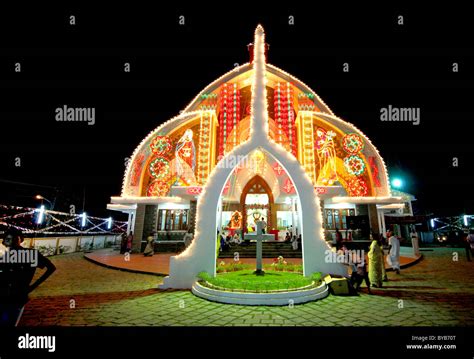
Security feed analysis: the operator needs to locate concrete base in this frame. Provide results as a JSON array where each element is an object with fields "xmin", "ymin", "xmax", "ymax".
[{"xmin": 191, "ymin": 280, "xmax": 329, "ymax": 306}]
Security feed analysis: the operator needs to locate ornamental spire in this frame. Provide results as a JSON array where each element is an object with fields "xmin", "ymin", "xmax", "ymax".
[{"xmin": 250, "ymin": 25, "xmax": 269, "ymax": 139}]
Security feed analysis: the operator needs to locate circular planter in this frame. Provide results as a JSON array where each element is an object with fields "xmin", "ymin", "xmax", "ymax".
[{"xmin": 192, "ymin": 280, "xmax": 329, "ymax": 306}]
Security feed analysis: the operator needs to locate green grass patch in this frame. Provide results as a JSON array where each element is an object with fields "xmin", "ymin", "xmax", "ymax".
[{"xmin": 198, "ymin": 270, "xmax": 322, "ymax": 293}]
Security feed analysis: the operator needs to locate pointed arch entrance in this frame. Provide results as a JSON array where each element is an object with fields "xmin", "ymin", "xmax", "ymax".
[{"xmin": 240, "ymin": 175, "xmax": 276, "ymax": 232}]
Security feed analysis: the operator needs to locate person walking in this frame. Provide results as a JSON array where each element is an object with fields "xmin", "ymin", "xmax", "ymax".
[{"xmin": 387, "ymin": 230, "xmax": 401, "ymax": 274}]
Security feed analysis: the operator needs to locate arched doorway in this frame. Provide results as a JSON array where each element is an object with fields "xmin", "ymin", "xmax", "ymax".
[{"xmin": 240, "ymin": 175, "xmax": 275, "ymax": 232}]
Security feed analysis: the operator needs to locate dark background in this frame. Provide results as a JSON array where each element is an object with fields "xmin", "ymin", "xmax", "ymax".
[{"xmin": 0, "ymin": 4, "xmax": 472, "ymax": 219}]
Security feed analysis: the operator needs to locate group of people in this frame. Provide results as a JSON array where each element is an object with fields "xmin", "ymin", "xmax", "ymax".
[
  {"xmin": 119, "ymin": 231, "xmax": 134, "ymax": 254},
  {"xmin": 366, "ymin": 230, "xmax": 400, "ymax": 289},
  {"xmin": 218, "ymin": 231, "xmax": 242, "ymax": 252},
  {"xmin": 0, "ymin": 229, "xmax": 56, "ymax": 326},
  {"xmin": 346, "ymin": 230, "xmax": 402, "ymax": 294}
]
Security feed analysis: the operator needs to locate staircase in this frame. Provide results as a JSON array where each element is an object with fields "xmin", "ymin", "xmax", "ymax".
[{"xmin": 218, "ymin": 241, "xmax": 302, "ymax": 258}]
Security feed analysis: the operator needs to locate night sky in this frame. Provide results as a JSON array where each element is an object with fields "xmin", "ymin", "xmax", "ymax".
[{"xmin": 0, "ymin": 5, "xmax": 473, "ymax": 219}]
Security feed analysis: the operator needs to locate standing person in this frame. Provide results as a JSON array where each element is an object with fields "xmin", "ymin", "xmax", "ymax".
[
  {"xmin": 387, "ymin": 230, "xmax": 401, "ymax": 274},
  {"xmin": 218, "ymin": 231, "xmax": 228, "ymax": 251},
  {"xmin": 183, "ymin": 229, "xmax": 194, "ymax": 248},
  {"xmin": 368, "ymin": 236, "xmax": 384, "ymax": 288},
  {"xmin": 0, "ymin": 229, "xmax": 56, "ymax": 326},
  {"xmin": 465, "ymin": 230, "xmax": 474, "ymax": 262},
  {"xmin": 291, "ymin": 234, "xmax": 299, "ymax": 250},
  {"xmin": 410, "ymin": 227, "xmax": 420, "ymax": 257},
  {"xmin": 126, "ymin": 231, "xmax": 134, "ymax": 253},
  {"xmin": 143, "ymin": 232, "xmax": 155, "ymax": 257},
  {"xmin": 120, "ymin": 232, "xmax": 127, "ymax": 254},
  {"xmin": 259, "ymin": 217, "xmax": 267, "ymax": 234},
  {"xmin": 335, "ymin": 228, "xmax": 343, "ymax": 250}
]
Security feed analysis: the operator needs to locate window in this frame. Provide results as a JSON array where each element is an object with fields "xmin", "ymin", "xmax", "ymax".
[
  {"xmin": 157, "ymin": 209, "xmax": 189, "ymax": 231},
  {"xmin": 324, "ymin": 208, "xmax": 354, "ymax": 230},
  {"xmin": 326, "ymin": 210, "xmax": 333, "ymax": 229}
]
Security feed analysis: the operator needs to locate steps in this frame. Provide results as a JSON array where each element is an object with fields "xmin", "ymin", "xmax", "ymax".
[
  {"xmin": 151, "ymin": 240, "xmax": 302, "ymax": 258},
  {"xmin": 152, "ymin": 242, "xmax": 185, "ymax": 253},
  {"xmin": 219, "ymin": 241, "xmax": 302, "ymax": 258}
]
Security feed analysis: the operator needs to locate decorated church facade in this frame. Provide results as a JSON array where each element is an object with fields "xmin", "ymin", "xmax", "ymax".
[{"xmin": 108, "ymin": 26, "xmax": 413, "ymax": 287}]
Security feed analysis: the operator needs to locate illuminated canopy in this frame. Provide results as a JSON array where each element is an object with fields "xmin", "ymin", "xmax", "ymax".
[{"xmin": 120, "ymin": 34, "xmax": 392, "ymax": 202}]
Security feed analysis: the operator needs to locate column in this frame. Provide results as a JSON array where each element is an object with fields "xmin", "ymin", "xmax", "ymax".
[
  {"xmin": 270, "ymin": 203, "xmax": 277, "ymax": 231},
  {"xmin": 126, "ymin": 212, "xmax": 133, "ymax": 234},
  {"xmin": 143, "ymin": 205, "xmax": 158, "ymax": 244},
  {"xmin": 132, "ymin": 204, "xmax": 146, "ymax": 253},
  {"xmin": 292, "ymin": 198, "xmax": 298, "ymax": 236},
  {"xmin": 378, "ymin": 210, "xmax": 387, "ymax": 237},
  {"xmin": 188, "ymin": 200, "xmax": 197, "ymax": 233},
  {"xmin": 132, "ymin": 204, "xmax": 157, "ymax": 253},
  {"xmin": 367, "ymin": 203, "xmax": 380, "ymax": 235}
]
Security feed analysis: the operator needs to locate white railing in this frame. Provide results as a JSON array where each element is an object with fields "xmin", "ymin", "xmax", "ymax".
[{"xmin": 22, "ymin": 235, "xmax": 123, "ymax": 257}]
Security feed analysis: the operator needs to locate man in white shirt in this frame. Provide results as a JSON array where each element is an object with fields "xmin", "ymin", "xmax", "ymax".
[
  {"xmin": 387, "ymin": 230, "xmax": 401, "ymax": 274},
  {"xmin": 410, "ymin": 228, "xmax": 420, "ymax": 257}
]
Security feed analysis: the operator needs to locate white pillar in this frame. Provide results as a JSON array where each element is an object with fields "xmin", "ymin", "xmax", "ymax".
[
  {"xmin": 380, "ymin": 211, "xmax": 387, "ymax": 237},
  {"xmin": 127, "ymin": 211, "xmax": 135, "ymax": 234},
  {"xmin": 377, "ymin": 208, "xmax": 382, "ymax": 235},
  {"xmin": 216, "ymin": 197, "xmax": 223, "ymax": 232}
]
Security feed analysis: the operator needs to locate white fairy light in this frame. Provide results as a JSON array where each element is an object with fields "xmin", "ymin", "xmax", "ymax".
[
  {"xmin": 81, "ymin": 212, "xmax": 87, "ymax": 227},
  {"xmin": 36, "ymin": 205, "xmax": 45, "ymax": 225}
]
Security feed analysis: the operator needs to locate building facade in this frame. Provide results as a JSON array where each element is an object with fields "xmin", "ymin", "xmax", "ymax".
[{"xmin": 108, "ymin": 27, "xmax": 412, "ymax": 255}]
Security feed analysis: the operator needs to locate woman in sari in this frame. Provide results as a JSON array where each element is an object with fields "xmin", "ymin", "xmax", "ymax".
[{"xmin": 368, "ymin": 236, "xmax": 384, "ymax": 288}]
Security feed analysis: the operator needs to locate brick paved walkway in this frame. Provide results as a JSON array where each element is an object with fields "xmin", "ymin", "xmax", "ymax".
[{"xmin": 18, "ymin": 247, "xmax": 474, "ymax": 326}]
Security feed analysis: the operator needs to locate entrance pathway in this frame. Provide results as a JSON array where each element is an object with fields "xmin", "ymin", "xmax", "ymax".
[{"xmin": 85, "ymin": 247, "xmax": 420, "ymax": 275}]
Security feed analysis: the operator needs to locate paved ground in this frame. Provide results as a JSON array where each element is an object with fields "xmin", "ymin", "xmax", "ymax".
[
  {"xmin": 85, "ymin": 247, "xmax": 418, "ymax": 275},
  {"xmin": 19, "ymin": 247, "xmax": 474, "ymax": 326}
]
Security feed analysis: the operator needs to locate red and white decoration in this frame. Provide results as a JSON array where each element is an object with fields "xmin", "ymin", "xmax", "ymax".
[
  {"xmin": 274, "ymin": 82, "xmax": 297, "ymax": 157},
  {"xmin": 218, "ymin": 83, "xmax": 241, "ymax": 157}
]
